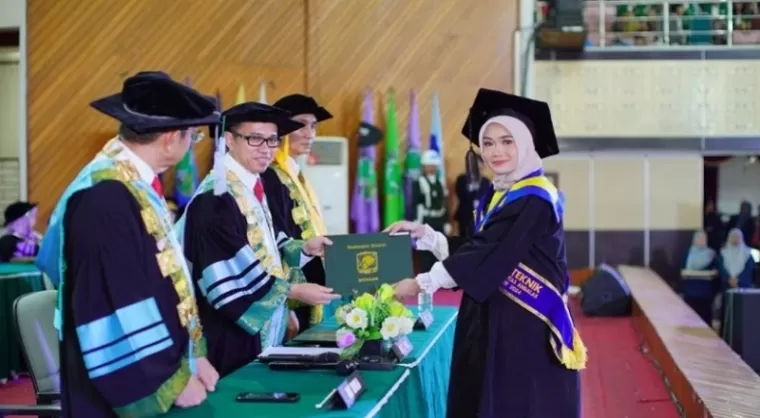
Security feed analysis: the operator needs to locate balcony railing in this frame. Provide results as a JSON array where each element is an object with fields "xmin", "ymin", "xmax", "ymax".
[{"xmin": 537, "ymin": 0, "xmax": 760, "ymax": 48}]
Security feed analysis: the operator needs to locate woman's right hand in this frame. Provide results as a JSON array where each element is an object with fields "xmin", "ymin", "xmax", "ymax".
[
  {"xmin": 384, "ymin": 220, "xmax": 427, "ymax": 239},
  {"xmin": 289, "ymin": 283, "xmax": 341, "ymax": 305}
]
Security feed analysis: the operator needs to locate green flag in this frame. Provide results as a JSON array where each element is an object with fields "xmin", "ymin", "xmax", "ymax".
[{"xmin": 383, "ymin": 89, "xmax": 405, "ymax": 228}]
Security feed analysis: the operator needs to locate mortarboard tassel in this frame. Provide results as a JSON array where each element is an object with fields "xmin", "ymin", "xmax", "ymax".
[
  {"xmin": 465, "ymin": 108, "xmax": 480, "ymax": 185},
  {"xmin": 213, "ymin": 116, "xmax": 227, "ymax": 196}
]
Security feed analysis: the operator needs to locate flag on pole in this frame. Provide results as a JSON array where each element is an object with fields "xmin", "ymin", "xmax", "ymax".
[
  {"xmin": 259, "ymin": 81, "xmax": 268, "ymax": 104},
  {"xmin": 404, "ymin": 89, "xmax": 421, "ymax": 219},
  {"xmin": 429, "ymin": 92, "xmax": 446, "ymax": 182},
  {"xmin": 350, "ymin": 90, "xmax": 380, "ymax": 233},
  {"xmin": 236, "ymin": 82, "xmax": 246, "ymax": 104},
  {"xmin": 174, "ymin": 77, "xmax": 200, "ymax": 207},
  {"xmin": 382, "ymin": 89, "xmax": 404, "ymax": 228}
]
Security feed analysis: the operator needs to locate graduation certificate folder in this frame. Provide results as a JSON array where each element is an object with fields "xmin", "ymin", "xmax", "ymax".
[{"xmin": 324, "ymin": 233, "xmax": 413, "ymax": 296}]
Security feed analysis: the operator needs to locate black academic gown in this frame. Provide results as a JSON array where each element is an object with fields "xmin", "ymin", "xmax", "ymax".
[
  {"xmin": 454, "ymin": 174, "xmax": 490, "ymax": 238},
  {"xmin": 61, "ymin": 181, "xmax": 191, "ymax": 418},
  {"xmin": 261, "ymin": 167, "xmax": 325, "ymax": 331},
  {"xmin": 443, "ymin": 193, "xmax": 580, "ymax": 418},
  {"xmin": 183, "ymin": 191, "xmax": 290, "ymax": 377}
]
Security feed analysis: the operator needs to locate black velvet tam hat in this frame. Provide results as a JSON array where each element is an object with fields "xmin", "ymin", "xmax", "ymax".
[
  {"xmin": 221, "ymin": 102, "xmax": 304, "ymax": 137},
  {"xmin": 272, "ymin": 94, "xmax": 333, "ymax": 122},
  {"xmin": 90, "ymin": 71, "xmax": 220, "ymax": 134},
  {"xmin": 357, "ymin": 122, "xmax": 383, "ymax": 147},
  {"xmin": 461, "ymin": 88, "xmax": 559, "ymax": 158},
  {"xmin": 4, "ymin": 201, "xmax": 36, "ymax": 227}
]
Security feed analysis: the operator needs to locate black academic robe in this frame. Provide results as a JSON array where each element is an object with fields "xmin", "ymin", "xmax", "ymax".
[
  {"xmin": 182, "ymin": 191, "xmax": 290, "ymax": 377},
  {"xmin": 454, "ymin": 174, "xmax": 490, "ymax": 238},
  {"xmin": 61, "ymin": 181, "xmax": 191, "ymax": 418},
  {"xmin": 261, "ymin": 167, "xmax": 325, "ymax": 331},
  {"xmin": 0, "ymin": 234, "xmax": 39, "ymax": 262},
  {"xmin": 443, "ymin": 193, "xmax": 580, "ymax": 418}
]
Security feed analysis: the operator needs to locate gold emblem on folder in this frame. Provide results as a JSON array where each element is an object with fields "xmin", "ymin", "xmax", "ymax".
[{"xmin": 356, "ymin": 251, "xmax": 379, "ymax": 275}]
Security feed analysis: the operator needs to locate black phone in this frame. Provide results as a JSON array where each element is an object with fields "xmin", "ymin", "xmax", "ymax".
[{"xmin": 235, "ymin": 392, "xmax": 300, "ymax": 403}]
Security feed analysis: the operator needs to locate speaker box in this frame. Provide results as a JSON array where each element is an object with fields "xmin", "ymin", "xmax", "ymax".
[
  {"xmin": 722, "ymin": 289, "xmax": 760, "ymax": 372},
  {"xmin": 581, "ymin": 264, "xmax": 632, "ymax": 316},
  {"xmin": 538, "ymin": 0, "xmax": 587, "ymax": 51}
]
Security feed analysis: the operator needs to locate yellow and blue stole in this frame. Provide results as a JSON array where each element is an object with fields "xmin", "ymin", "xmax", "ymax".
[{"xmin": 475, "ymin": 170, "xmax": 586, "ymax": 370}]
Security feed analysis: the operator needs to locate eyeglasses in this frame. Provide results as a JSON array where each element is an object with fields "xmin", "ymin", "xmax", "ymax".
[{"xmin": 231, "ymin": 130, "xmax": 281, "ymax": 148}]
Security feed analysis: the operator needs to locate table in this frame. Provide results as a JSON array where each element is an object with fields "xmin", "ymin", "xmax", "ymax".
[
  {"xmin": 0, "ymin": 262, "xmax": 45, "ymax": 380},
  {"xmin": 166, "ymin": 306, "xmax": 458, "ymax": 418}
]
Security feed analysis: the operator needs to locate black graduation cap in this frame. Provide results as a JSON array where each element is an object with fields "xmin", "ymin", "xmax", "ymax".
[
  {"xmin": 221, "ymin": 102, "xmax": 304, "ymax": 137},
  {"xmin": 272, "ymin": 94, "xmax": 333, "ymax": 122},
  {"xmin": 357, "ymin": 122, "xmax": 383, "ymax": 147},
  {"xmin": 4, "ymin": 201, "xmax": 36, "ymax": 226},
  {"xmin": 461, "ymin": 88, "xmax": 559, "ymax": 158},
  {"xmin": 90, "ymin": 71, "xmax": 220, "ymax": 134}
]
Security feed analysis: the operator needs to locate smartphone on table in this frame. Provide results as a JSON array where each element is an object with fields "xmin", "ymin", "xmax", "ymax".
[{"xmin": 235, "ymin": 392, "xmax": 300, "ymax": 403}]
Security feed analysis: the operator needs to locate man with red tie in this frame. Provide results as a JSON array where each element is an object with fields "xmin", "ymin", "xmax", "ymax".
[
  {"xmin": 176, "ymin": 102, "xmax": 340, "ymax": 377},
  {"xmin": 36, "ymin": 71, "xmax": 221, "ymax": 417}
]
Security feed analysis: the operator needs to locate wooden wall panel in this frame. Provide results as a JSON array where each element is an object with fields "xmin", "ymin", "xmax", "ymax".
[
  {"xmin": 27, "ymin": 0, "xmax": 307, "ymax": 224},
  {"xmin": 306, "ymin": 0, "xmax": 518, "ymax": 192},
  {"xmin": 28, "ymin": 0, "xmax": 519, "ymax": 226}
]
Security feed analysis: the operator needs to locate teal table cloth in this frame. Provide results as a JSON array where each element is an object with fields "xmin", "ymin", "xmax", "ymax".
[{"xmin": 166, "ymin": 306, "xmax": 458, "ymax": 417}]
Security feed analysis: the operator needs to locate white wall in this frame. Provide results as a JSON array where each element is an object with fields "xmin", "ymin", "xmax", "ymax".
[
  {"xmin": 0, "ymin": 47, "xmax": 20, "ymax": 208},
  {"xmin": 0, "ymin": 48, "xmax": 19, "ymax": 158},
  {"xmin": 717, "ymin": 157, "xmax": 760, "ymax": 215},
  {"xmin": 0, "ymin": 0, "xmax": 23, "ymax": 29}
]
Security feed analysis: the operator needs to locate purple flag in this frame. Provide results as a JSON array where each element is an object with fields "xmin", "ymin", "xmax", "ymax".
[
  {"xmin": 350, "ymin": 89, "xmax": 380, "ymax": 233},
  {"xmin": 404, "ymin": 89, "xmax": 421, "ymax": 219}
]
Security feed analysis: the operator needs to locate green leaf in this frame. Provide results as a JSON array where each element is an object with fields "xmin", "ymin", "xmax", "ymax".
[{"xmin": 340, "ymin": 340, "xmax": 364, "ymax": 360}]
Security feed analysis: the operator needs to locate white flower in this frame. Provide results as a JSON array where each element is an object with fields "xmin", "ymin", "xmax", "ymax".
[
  {"xmin": 381, "ymin": 317, "xmax": 401, "ymax": 340},
  {"xmin": 345, "ymin": 308, "xmax": 368, "ymax": 330},
  {"xmin": 336, "ymin": 305, "xmax": 350, "ymax": 325},
  {"xmin": 397, "ymin": 316, "xmax": 414, "ymax": 335}
]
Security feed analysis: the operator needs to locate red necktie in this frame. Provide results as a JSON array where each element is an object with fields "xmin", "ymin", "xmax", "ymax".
[
  {"xmin": 253, "ymin": 178, "xmax": 264, "ymax": 203},
  {"xmin": 151, "ymin": 176, "xmax": 164, "ymax": 197}
]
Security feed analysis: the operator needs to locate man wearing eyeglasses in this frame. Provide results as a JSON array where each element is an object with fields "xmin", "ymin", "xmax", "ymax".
[
  {"xmin": 177, "ymin": 102, "xmax": 340, "ymax": 377},
  {"xmin": 36, "ymin": 71, "xmax": 220, "ymax": 417}
]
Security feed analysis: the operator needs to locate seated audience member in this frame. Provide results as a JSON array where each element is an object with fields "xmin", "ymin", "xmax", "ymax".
[
  {"xmin": 0, "ymin": 201, "xmax": 41, "ymax": 262},
  {"xmin": 681, "ymin": 230, "xmax": 718, "ymax": 324},
  {"xmin": 719, "ymin": 228, "xmax": 754, "ymax": 290}
]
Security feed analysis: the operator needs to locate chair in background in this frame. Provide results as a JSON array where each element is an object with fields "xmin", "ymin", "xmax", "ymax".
[{"xmin": 0, "ymin": 290, "xmax": 62, "ymax": 416}]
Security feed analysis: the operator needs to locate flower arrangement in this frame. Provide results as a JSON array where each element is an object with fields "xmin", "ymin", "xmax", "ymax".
[{"xmin": 335, "ymin": 284, "xmax": 415, "ymax": 359}]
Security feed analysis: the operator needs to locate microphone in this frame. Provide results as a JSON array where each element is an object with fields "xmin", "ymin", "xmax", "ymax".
[
  {"xmin": 267, "ymin": 358, "xmax": 396, "ymax": 374},
  {"xmin": 267, "ymin": 360, "xmax": 359, "ymax": 376},
  {"xmin": 259, "ymin": 352, "xmax": 341, "ymax": 364}
]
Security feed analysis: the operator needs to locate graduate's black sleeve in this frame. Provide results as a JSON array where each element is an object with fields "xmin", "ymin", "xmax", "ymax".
[
  {"xmin": 67, "ymin": 181, "xmax": 190, "ymax": 416},
  {"xmin": 184, "ymin": 192, "xmax": 291, "ymax": 337},
  {"xmin": 442, "ymin": 196, "xmax": 552, "ymax": 303}
]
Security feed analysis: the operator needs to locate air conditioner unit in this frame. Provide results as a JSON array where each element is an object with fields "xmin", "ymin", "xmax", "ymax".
[{"xmin": 301, "ymin": 136, "xmax": 349, "ymax": 234}]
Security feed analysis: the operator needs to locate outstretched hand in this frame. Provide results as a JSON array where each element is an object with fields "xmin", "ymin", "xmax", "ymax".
[
  {"xmin": 393, "ymin": 278, "xmax": 422, "ymax": 300},
  {"xmin": 383, "ymin": 220, "xmax": 427, "ymax": 239},
  {"xmin": 303, "ymin": 236, "xmax": 333, "ymax": 257}
]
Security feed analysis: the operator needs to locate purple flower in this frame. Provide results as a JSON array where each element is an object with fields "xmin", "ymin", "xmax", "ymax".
[{"xmin": 336, "ymin": 329, "xmax": 357, "ymax": 348}]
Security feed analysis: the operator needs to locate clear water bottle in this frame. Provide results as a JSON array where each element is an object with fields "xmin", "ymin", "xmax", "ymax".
[{"xmin": 417, "ymin": 291, "xmax": 434, "ymax": 315}]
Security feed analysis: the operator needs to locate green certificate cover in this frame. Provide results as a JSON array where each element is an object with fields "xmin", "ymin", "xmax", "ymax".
[{"xmin": 324, "ymin": 233, "xmax": 413, "ymax": 296}]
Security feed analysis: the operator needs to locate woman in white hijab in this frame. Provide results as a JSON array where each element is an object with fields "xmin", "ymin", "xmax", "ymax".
[
  {"xmin": 389, "ymin": 89, "xmax": 584, "ymax": 418},
  {"xmin": 719, "ymin": 228, "xmax": 754, "ymax": 289}
]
